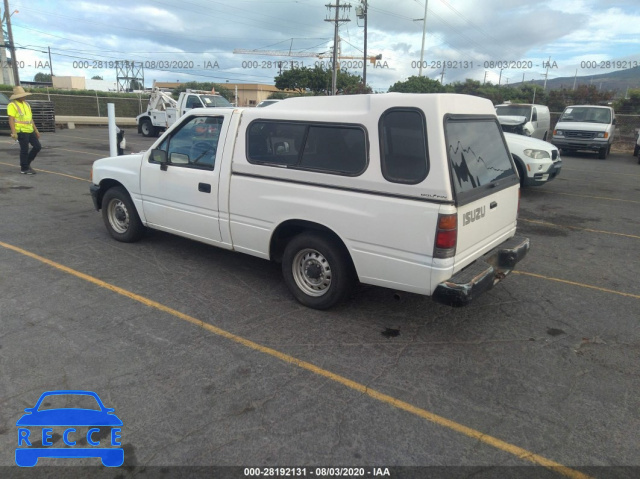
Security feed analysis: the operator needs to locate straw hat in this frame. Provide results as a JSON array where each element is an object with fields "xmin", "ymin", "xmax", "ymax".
[{"xmin": 10, "ymin": 86, "xmax": 31, "ymax": 100}]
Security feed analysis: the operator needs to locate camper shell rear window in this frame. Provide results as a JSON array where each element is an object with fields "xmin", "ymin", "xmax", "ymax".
[{"xmin": 445, "ymin": 115, "xmax": 518, "ymax": 204}]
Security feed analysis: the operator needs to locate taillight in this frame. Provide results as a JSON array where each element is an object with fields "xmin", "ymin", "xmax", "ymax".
[{"xmin": 434, "ymin": 213, "xmax": 457, "ymax": 258}]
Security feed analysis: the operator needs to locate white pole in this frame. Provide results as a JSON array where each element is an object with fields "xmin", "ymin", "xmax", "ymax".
[
  {"xmin": 418, "ymin": 0, "xmax": 428, "ymax": 77},
  {"xmin": 108, "ymin": 103, "xmax": 117, "ymax": 157}
]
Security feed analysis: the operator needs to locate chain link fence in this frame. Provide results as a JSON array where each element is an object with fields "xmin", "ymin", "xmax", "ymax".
[{"xmin": 26, "ymin": 92, "xmax": 149, "ymax": 118}]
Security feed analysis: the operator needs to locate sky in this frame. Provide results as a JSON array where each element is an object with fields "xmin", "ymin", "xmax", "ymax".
[{"xmin": 4, "ymin": 0, "xmax": 640, "ymax": 92}]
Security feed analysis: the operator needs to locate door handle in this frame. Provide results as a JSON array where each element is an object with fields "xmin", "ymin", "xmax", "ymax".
[
  {"xmin": 490, "ymin": 201, "xmax": 497, "ymax": 209},
  {"xmin": 198, "ymin": 183, "xmax": 211, "ymax": 193}
]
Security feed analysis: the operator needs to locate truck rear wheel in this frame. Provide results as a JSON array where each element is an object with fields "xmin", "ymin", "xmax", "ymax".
[
  {"xmin": 101, "ymin": 186, "xmax": 145, "ymax": 242},
  {"xmin": 140, "ymin": 119, "xmax": 156, "ymax": 137},
  {"xmin": 282, "ymin": 232, "xmax": 354, "ymax": 309}
]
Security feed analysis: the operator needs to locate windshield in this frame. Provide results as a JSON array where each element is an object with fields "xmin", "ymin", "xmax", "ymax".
[
  {"xmin": 495, "ymin": 105, "xmax": 531, "ymax": 118},
  {"xmin": 0, "ymin": 92, "xmax": 8, "ymax": 105},
  {"xmin": 201, "ymin": 95, "xmax": 232, "ymax": 108},
  {"xmin": 559, "ymin": 106, "xmax": 611, "ymax": 124}
]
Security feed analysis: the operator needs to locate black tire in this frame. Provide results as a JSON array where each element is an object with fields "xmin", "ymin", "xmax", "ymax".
[
  {"xmin": 101, "ymin": 186, "xmax": 145, "ymax": 242},
  {"xmin": 514, "ymin": 160, "xmax": 525, "ymax": 187},
  {"xmin": 598, "ymin": 146, "xmax": 608, "ymax": 160},
  {"xmin": 140, "ymin": 119, "xmax": 156, "ymax": 137},
  {"xmin": 282, "ymin": 232, "xmax": 354, "ymax": 310}
]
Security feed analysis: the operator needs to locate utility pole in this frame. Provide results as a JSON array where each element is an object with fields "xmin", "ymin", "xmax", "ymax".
[
  {"xmin": 543, "ymin": 56, "xmax": 551, "ymax": 91},
  {"xmin": 572, "ymin": 69, "xmax": 577, "ymax": 90},
  {"xmin": 357, "ymin": 0, "xmax": 368, "ymax": 88},
  {"xmin": 413, "ymin": 0, "xmax": 429, "ymax": 77},
  {"xmin": 3, "ymin": 0, "xmax": 19, "ymax": 85},
  {"xmin": 48, "ymin": 46, "xmax": 54, "ymax": 78},
  {"xmin": 0, "ymin": 13, "xmax": 10, "ymax": 84},
  {"xmin": 325, "ymin": 1, "xmax": 350, "ymax": 95}
]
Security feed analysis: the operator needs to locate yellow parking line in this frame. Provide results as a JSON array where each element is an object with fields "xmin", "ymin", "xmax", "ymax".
[
  {"xmin": 0, "ymin": 240, "xmax": 592, "ymax": 479},
  {"xmin": 514, "ymin": 271, "xmax": 640, "ymax": 300},
  {"xmin": 0, "ymin": 161, "xmax": 91, "ymax": 183},
  {"xmin": 519, "ymin": 218, "xmax": 640, "ymax": 240}
]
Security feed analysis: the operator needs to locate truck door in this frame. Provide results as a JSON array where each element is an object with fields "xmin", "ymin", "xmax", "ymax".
[{"xmin": 140, "ymin": 113, "xmax": 230, "ymax": 245}]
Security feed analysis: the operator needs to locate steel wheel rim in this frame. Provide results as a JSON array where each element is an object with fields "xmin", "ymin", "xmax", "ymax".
[
  {"xmin": 107, "ymin": 199, "xmax": 130, "ymax": 234},
  {"xmin": 292, "ymin": 248, "xmax": 332, "ymax": 297}
]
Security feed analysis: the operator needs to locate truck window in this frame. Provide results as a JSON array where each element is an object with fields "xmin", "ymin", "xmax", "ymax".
[
  {"xmin": 300, "ymin": 125, "xmax": 366, "ymax": 175},
  {"xmin": 201, "ymin": 95, "xmax": 232, "ymax": 107},
  {"xmin": 185, "ymin": 95, "xmax": 202, "ymax": 109},
  {"xmin": 379, "ymin": 108, "xmax": 428, "ymax": 184},
  {"xmin": 247, "ymin": 121, "xmax": 367, "ymax": 176},
  {"xmin": 151, "ymin": 116, "xmax": 222, "ymax": 169},
  {"xmin": 445, "ymin": 117, "xmax": 516, "ymax": 196},
  {"xmin": 247, "ymin": 121, "xmax": 306, "ymax": 166},
  {"xmin": 496, "ymin": 105, "xmax": 532, "ymax": 119}
]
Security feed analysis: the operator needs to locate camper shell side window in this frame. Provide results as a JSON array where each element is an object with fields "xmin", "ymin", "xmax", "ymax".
[
  {"xmin": 246, "ymin": 120, "xmax": 368, "ymax": 176},
  {"xmin": 378, "ymin": 108, "xmax": 429, "ymax": 185}
]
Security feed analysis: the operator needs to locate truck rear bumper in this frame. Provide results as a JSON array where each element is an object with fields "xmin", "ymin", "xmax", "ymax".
[{"xmin": 432, "ymin": 235, "xmax": 530, "ymax": 306}]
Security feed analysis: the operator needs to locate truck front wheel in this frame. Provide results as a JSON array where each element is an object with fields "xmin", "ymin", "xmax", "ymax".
[
  {"xmin": 101, "ymin": 186, "xmax": 145, "ymax": 242},
  {"xmin": 140, "ymin": 119, "xmax": 156, "ymax": 137},
  {"xmin": 598, "ymin": 145, "xmax": 609, "ymax": 160},
  {"xmin": 282, "ymin": 232, "xmax": 354, "ymax": 309}
]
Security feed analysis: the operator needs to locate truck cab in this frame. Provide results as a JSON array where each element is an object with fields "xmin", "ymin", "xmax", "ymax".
[{"xmin": 137, "ymin": 89, "xmax": 232, "ymax": 137}]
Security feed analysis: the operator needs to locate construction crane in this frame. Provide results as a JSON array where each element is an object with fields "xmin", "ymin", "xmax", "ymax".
[{"xmin": 233, "ymin": 49, "xmax": 381, "ymax": 65}]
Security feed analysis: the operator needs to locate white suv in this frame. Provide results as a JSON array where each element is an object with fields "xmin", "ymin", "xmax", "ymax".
[{"xmin": 503, "ymin": 132, "xmax": 561, "ymax": 187}]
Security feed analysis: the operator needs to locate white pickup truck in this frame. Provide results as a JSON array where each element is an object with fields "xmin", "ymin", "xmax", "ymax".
[
  {"xmin": 136, "ymin": 89, "xmax": 232, "ymax": 137},
  {"xmin": 91, "ymin": 93, "xmax": 529, "ymax": 309}
]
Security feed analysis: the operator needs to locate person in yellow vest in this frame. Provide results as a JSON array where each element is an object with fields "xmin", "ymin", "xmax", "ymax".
[{"xmin": 8, "ymin": 86, "xmax": 41, "ymax": 175}]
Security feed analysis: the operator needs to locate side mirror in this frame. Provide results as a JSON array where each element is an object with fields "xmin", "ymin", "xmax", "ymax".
[
  {"xmin": 612, "ymin": 118, "xmax": 617, "ymax": 125},
  {"xmin": 150, "ymin": 148, "xmax": 168, "ymax": 164}
]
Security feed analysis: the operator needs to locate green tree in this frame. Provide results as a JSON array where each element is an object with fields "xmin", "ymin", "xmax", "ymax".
[
  {"xmin": 613, "ymin": 88, "xmax": 640, "ymax": 114},
  {"xmin": 388, "ymin": 76, "xmax": 446, "ymax": 93},
  {"xmin": 274, "ymin": 66, "xmax": 371, "ymax": 95},
  {"xmin": 275, "ymin": 67, "xmax": 315, "ymax": 93},
  {"xmin": 34, "ymin": 72, "xmax": 52, "ymax": 83},
  {"xmin": 91, "ymin": 75, "xmax": 104, "ymax": 80}
]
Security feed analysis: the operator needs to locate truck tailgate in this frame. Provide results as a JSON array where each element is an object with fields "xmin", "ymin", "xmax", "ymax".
[{"xmin": 455, "ymin": 185, "xmax": 519, "ymax": 272}]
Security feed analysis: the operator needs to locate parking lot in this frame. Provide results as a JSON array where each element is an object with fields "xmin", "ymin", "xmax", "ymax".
[{"xmin": 0, "ymin": 126, "xmax": 639, "ymax": 478}]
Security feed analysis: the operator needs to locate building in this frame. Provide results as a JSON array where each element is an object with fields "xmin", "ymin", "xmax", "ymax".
[
  {"xmin": 52, "ymin": 76, "xmax": 86, "ymax": 90},
  {"xmin": 152, "ymin": 81, "xmax": 283, "ymax": 107}
]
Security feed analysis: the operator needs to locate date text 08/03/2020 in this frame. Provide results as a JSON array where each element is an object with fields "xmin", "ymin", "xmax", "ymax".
[{"xmin": 243, "ymin": 467, "xmax": 391, "ymax": 476}]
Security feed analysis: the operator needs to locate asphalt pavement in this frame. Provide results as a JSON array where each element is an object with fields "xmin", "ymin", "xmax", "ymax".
[{"xmin": 0, "ymin": 127, "xmax": 639, "ymax": 479}]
